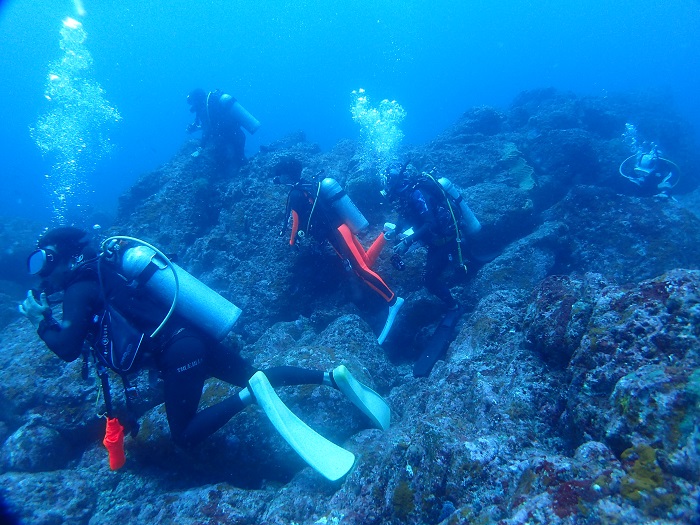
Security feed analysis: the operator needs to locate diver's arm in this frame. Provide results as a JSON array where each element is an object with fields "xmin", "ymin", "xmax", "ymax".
[
  {"xmin": 408, "ymin": 222, "xmax": 432, "ymax": 243},
  {"xmin": 39, "ymin": 280, "xmax": 100, "ymax": 362},
  {"xmin": 186, "ymin": 115, "xmax": 201, "ymax": 134}
]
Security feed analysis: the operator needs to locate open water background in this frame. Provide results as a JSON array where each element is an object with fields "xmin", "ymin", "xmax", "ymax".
[{"xmin": 0, "ymin": 0, "xmax": 698, "ymax": 224}]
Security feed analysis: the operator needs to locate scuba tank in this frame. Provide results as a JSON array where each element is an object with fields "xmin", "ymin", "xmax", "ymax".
[
  {"xmin": 230, "ymin": 100, "xmax": 261, "ymax": 134},
  {"xmin": 437, "ymin": 177, "xmax": 481, "ymax": 236},
  {"xmin": 219, "ymin": 93, "xmax": 261, "ymax": 134},
  {"xmin": 107, "ymin": 238, "xmax": 241, "ymax": 342},
  {"xmin": 318, "ymin": 178, "xmax": 369, "ymax": 234}
]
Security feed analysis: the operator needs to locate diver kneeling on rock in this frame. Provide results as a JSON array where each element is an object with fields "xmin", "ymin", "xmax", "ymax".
[{"xmin": 18, "ymin": 227, "xmax": 389, "ymax": 481}]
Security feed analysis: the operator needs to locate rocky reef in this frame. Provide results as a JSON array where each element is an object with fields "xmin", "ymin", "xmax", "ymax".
[{"xmin": 1, "ymin": 89, "xmax": 700, "ymax": 524}]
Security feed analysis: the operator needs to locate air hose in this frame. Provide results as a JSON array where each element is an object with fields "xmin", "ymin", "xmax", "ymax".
[
  {"xmin": 100, "ymin": 236, "xmax": 179, "ymax": 339},
  {"xmin": 426, "ymin": 173, "xmax": 468, "ymax": 274},
  {"xmin": 619, "ymin": 155, "xmax": 682, "ymax": 189}
]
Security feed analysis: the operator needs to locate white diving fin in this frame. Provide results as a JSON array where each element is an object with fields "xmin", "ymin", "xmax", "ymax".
[
  {"xmin": 377, "ymin": 296, "xmax": 404, "ymax": 345},
  {"xmin": 248, "ymin": 371, "xmax": 355, "ymax": 482},
  {"xmin": 332, "ymin": 365, "xmax": 391, "ymax": 431}
]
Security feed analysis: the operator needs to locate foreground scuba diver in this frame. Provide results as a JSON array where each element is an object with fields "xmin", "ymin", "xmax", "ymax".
[
  {"xmin": 18, "ymin": 227, "xmax": 389, "ymax": 481},
  {"xmin": 186, "ymin": 87, "xmax": 261, "ymax": 169},
  {"xmin": 278, "ymin": 164, "xmax": 404, "ymax": 345},
  {"xmin": 384, "ymin": 164, "xmax": 481, "ymax": 311}
]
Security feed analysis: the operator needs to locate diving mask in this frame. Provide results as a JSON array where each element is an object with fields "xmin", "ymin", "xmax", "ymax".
[{"xmin": 27, "ymin": 248, "xmax": 58, "ymax": 276}]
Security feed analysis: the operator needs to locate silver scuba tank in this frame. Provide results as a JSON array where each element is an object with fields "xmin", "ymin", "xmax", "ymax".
[
  {"xmin": 231, "ymin": 101, "xmax": 261, "ymax": 134},
  {"xmin": 318, "ymin": 178, "xmax": 369, "ymax": 234},
  {"xmin": 120, "ymin": 245, "xmax": 242, "ymax": 341},
  {"xmin": 437, "ymin": 177, "xmax": 482, "ymax": 235}
]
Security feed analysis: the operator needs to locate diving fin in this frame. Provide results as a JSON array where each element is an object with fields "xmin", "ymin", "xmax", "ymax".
[
  {"xmin": 332, "ymin": 365, "xmax": 390, "ymax": 430},
  {"xmin": 378, "ymin": 296, "xmax": 404, "ymax": 345},
  {"xmin": 248, "ymin": 371, "xmax": 355, "ymax": 482},
  {"xmin": 413, "ymin": 307, "xmax": 462, "ymax": 378}
]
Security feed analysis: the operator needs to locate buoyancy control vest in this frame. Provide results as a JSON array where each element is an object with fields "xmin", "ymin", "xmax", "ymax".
[
  {"xmin": 411, "ymin": 174, "xmax": 481, "ymax": 239},
  {"xmin": 100, "ymin": 237, "xmax": 242, "ymax": 343},
  {"xmin": 87, "ymin": 237, "xmax": 244, "ymax": 425},
  {"xmin": 411, "ymin": 173, "xmax": 481, "ymax": 272}
]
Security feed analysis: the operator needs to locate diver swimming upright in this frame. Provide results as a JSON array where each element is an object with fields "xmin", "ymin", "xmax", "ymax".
[
  {"xmin": 186, "ymin": 87, "xmax": 261, "ymax": 170},
  {"xmin": 619, "ymin": 131, "xmax": 682, "ymax": 198},
  {"xmin": 19, "ymin": 227, "xmax": 390, "ymax": 480}
]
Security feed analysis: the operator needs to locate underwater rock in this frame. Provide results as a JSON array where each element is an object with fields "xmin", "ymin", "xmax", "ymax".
[
  {"xmin": 565, "ymin": 269, "xmax": 700, "ymax": 451},
  {"xmin": 0, "ymin": 469, "xmax": 98, "ymax": 523},
  {"xmin": 468, "ymin": 220, "xmax": 567, "ymax": 301},
  {"xmin": 543, "ymin": 185, "xmax": 700, "ymax": 284},
  {"xmin": 523, "ymin": 273, "xmax": 609, "ymax": 368},
  {"xmin": 2, "ymin": 89, "xmax": 700, "ymax": 524},
  {"xmin": 0, "ymin": 320, "xmax": 100, "ymax": 434},
  {"xmin": 0, "ymin": 420, "xmax": 71, "ymax": 472}
]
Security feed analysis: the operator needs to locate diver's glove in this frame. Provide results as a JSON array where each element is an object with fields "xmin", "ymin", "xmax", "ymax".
[
  {"xmin": 383, "ymin": 222, "xmax": 397, "ymax": 241},
  {"xmin": 393, "ymin": 238, "xmax": 412, "ymax": 256},
  {"xmin": 18, "ymin": 290, "xmax": 51, "ymax": 329}
]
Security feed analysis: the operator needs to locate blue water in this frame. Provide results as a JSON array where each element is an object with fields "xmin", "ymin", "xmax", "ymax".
[{"xmin": 1, "ymin": 0, "xmax": 699, "ymax": 224}]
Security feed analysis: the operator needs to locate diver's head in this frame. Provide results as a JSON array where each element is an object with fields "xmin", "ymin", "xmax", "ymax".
[
  {"xmin": 187, "ymin": 88, "xmax": 207, "ymax": 112},
  {"xmin": 272, "ymin": 156, "xmax": 304, "ymax": 185},
  {"xmin": 384, "ymin": 163, "xmax": 416, "ymax": 200},
  {"xmin": 635, "ymin": 152, "xmax": 658, "ymax": 176},
  {"xmin": 28, "ymin": 227, "xmax": 95, "ymax": 281}
]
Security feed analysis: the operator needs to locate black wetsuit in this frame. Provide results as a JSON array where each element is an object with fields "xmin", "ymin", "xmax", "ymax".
[
  {"xmin": 37, "ymin": 263, "xmax": 324, "ymax": 448},
  {"xmin": 192, "ymin": 90, "xmax": 246, "ymax": 168},
  {"xmin": 394, "ymin": 185, "xmax": 458, "ymax": 308}
]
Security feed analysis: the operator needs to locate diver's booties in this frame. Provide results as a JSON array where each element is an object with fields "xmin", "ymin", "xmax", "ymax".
[{"xmin": 330, "ymin": 365, "xmax": 391, "ymax": 430}]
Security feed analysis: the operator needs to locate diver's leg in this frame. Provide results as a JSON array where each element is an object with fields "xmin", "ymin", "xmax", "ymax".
[
  {"xmin": 160, "ymin": 334, "xmax": 247, "ymax": 448},
  {"xmin": 334, "ymin": 225, "xmax": 396, "ymax": 303},
  {"xmin": 424, "ymin": 244, "xmax": 457, "ymax": 308},
  {"xmin": 260, "ymin": 365, "xmax": 390, "ymax": 430},
  {"xmin": 263, "ymin": 366, "xmax": 325, "ymax": 387},
  {"xmin": 365, "ymin": 232, "xmax": 387, "ymax": 267},
  {"xmin": 209, "ymin": 341, "xmax": 257, "ymax": 387}
]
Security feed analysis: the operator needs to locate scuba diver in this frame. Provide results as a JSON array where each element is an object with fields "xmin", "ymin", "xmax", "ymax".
[
  {"xmin": 619, "ymin": 142, "xmax": 681, "ymax": 197},
  {"xmin": 18, "ymin": 227, "xmax": 389, "ymax": 481},
  {"xmin": 384, "ymin": 163, "xmax": 481, "ymax": 312},
  {"xmin": 186, "ymin": 87, "xmax": 261, "ymax": 170},
  {"xmin": 277, "ymin": 162, "xmax": 404, "ymax": 345}
]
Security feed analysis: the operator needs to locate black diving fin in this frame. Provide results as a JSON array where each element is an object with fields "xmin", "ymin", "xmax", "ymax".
[{"xmin": 413, "ymin": 308, "xmax": 462, "ymax": 378}]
